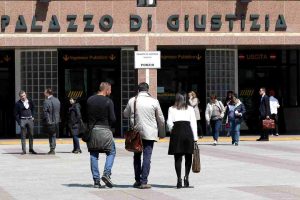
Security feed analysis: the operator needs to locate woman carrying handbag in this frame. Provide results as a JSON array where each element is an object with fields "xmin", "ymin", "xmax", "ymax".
[{"xmin": 167, "ymin": 92, "xmax": 198, "ymax": 189}]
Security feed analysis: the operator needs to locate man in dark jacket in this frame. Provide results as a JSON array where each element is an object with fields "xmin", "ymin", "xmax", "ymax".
[
  {"xmin": 86, "ymin": 82, "xmax": 116, "ymax": 188},
  {"xmin": 43, "ymin": 88, "xmax": 61, "ymax": 154},
  {"xmin": 257, "ymin": 87, "xmax": 271, "ymax": 141},
  {"xmin": 15, "ymin": 90, "xmax": 36, "ymax": 155}
]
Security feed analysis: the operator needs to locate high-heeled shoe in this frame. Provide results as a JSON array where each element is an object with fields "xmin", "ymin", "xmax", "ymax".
[
  {"xmin": 177, "ymin": 178, "xmax": 182, "ymax": 189},
  {"xmin": 184, "ymin": 176, "xmax": 189, "ymax": 187}
]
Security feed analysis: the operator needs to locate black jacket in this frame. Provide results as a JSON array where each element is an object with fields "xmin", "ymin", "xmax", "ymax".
[
  {"xmin": 259, "ymin": 95, "xmax": 271, "ymax": 119},
  {"xmin": 15, "ymin": 99, "xmax": 35, "ymax": 125},
  {"xmin": 68, "ymin": 103, "xmax": 82, "ymax": 127}
]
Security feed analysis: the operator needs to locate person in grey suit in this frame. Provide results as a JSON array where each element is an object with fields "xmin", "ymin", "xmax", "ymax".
[{"xmin": 43, "ymin": 88, "xmax": 61, "ymax": 154}]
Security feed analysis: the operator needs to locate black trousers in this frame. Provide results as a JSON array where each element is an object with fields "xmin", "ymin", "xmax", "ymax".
[
  {"xmin": 260, "ymin": 119, "xmax": 269, "ymax": 140},
  {"xmin": 270, "ymin": 114, "xmax": 279, "ymax": 134},
  {"xmin": 174, "ymin": 153, "xmax": 192, "ymax": 180},
  {"xmin": 197, "ymin": 120, "xmax": 203, "ymax": 137}
]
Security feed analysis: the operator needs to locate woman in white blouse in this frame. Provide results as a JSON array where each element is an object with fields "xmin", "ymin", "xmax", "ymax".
[{"xmin": 167, "ymin": 93, "xmax": 198, "ymax": 189}]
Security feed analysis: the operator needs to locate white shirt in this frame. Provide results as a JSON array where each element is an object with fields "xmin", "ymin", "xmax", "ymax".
[
  {"xmin": 269, "ymin": 96, "xmax": 280, "ymax": 114},
  {"xmin": 167, "ymin": 106, "xmax": 198, "ymax": 141},
  {"xmin": 22, "ymin": 99, "xmax": 29, "ymax": 109}
]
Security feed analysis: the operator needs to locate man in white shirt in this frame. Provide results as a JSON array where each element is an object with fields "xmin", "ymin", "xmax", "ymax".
[{"xmin": 269, "ymin": 90, "xmax": 280, "ymax": 136}]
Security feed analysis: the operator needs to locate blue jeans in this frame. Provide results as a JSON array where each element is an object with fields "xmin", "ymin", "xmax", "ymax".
[
  {"xmin": 71, "ymin": 126, "xmax": 81, "ymax": 150},
  {"xmin": 210, "ymin": 119, "xmax": 222, "ymax": 141},
  {"xmin": 134, "ymin": 140, "xmax": 154, "ymax": 184},
  {"xmin": 90, "ymin": 141, "xmax": 116, "ymax": 181},
  {"xmin": 230, "ymin": 120, "xmax": 241, "ymax": 144}
]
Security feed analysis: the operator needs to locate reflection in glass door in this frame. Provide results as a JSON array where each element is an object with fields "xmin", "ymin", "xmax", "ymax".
[{"xmin": 65, "ymin": 68, "xmax": 87, "ymax": 101}]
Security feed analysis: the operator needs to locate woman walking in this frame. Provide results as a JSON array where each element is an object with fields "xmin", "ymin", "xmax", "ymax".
[
  {"xmin": 68, "ymin": 97, "xmax": 82, "ymax": 153},
  {"xmin": 188, "ymin": 91, "xmax": 203, "ymax": 138},
  {"xmin": 167, "ymin": 93, "xmax": 198, "ymax": 188},
  {"xmin": 224, "ymin": 93, "xmax": 246, "ymax": 146},
  {"xmin": 205, "ymin": 94, "xmax": 225, "ymax": 146}
]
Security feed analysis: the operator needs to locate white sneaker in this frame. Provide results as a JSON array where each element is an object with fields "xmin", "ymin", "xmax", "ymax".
[{"xmin": 213, "ymin": 140, "xmax": 217, "ymax": 146}]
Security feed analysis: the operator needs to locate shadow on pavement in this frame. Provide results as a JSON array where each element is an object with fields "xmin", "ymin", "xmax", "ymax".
[
  {"xmin": 198, "ymin": 143, "xmax": 233, "ymax": 146},
  {"xmin": 55, "ymin": 152, "xmax": 73, "ymax": 154},
  {"xmin": 2, "ymin": 152, "xmax": 49, "ymax": 155},
  {"xmin": 151, "ymin": 184, "xmax": 177, "ymax": 188},
  {"xmin": 62, "ymin": 183, "xmax": 94, "ymax": 188}
]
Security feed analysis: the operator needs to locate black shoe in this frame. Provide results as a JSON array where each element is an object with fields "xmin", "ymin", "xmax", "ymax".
[
  {"xmin": 48, "ymin": 150, "xmax": 55, "ymax": 155},
  {"xmin": 133, "ymin": 181, "xmax": 141, "ymax": 188},
  {"xmin": 94, "ymin": 180, "xmax": 101, "ymax": 188},
  {"xmin": 256, "ymin": 137, "xmax": 263, "ymax": 141},
  {"xmin": 29, "ymin": 149, "xmax": 37, "ymax": 154},
  {"xmin": 102, "ymin": 175, "xmax": 113, "ymax": 188},
  {"xmin": 177, "ymin": 178, "xmax": 182, "ymax": 189},
  {"xmin": 234, "ymin": 142, "xmax": 239, "ymax": 146},
  {"xmin": 184, "ymin": 176, "xmax": 189, "ymax": 187},
  {"xmin": 72, "ymin": 149, "xmax": 76, "ymax": 153},
  {"xmin": 21, "ymin": 151, "xmax": 26, "ymax": 155}
]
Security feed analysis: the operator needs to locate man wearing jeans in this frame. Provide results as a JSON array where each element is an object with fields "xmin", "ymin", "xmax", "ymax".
[
  {"xmin": 124, "ymin": 82, "xmax": 165, "ymax": 189},
  {"xmin": 86, "ymin": 82, "xmax": 116, "ymax": 188}
]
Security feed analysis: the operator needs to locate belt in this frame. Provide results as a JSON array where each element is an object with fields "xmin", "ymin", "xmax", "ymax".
[
  {"xmin": 93, "ymin": 125, "xmax": 110, "ymax": 129},
  {"xmin": 21, "ymin": 117, "xmax": 33, "ymax": 119}
]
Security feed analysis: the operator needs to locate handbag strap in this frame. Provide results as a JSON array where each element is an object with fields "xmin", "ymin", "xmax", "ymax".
[{"xmin": 133, "ymin": 96, "xmax": 138, "ymax": 127}]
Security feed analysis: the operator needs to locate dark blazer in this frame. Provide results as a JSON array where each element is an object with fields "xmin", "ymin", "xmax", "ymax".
[
  {"xmin": 225, "ymin": 100, "xmax": 246, "ymax": 124},
  {"xmin": 15, "ymin": 99, "xmax": 35, "ymax": 125},
  {"xmin": 43, "ymin": 96, "xmax": 61, "ymax": 124},
  {"xmin": 259, "ymin": 95, "xmax": 271, "ymax": 119}
]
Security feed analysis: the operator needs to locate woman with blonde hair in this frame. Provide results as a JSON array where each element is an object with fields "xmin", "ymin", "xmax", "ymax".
[{"xmin": 188, "ymin": 91, "xmax": 203, "ymax": 138}]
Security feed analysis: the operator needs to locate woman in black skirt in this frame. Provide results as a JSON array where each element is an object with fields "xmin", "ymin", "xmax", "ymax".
[{"xmin": 167, "ymin": 93, "xmax": 198, "ymax": 188}]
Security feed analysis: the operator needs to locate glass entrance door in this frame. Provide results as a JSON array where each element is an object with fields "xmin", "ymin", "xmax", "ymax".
[
  {"xmin": 59, "ymin": 49, "xmax": 121, "ymax": 136},
  {"xmin": 0, "ymin": 50, "xmax": 15, "ymax": 138}
]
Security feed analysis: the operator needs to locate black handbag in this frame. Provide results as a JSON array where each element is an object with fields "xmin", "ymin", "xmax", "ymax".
[
  {"xmin": 192, "ymin": 143, "xmax": 201, "ymax": 173},
  {"xmin": 125, "ymin": 96, "xmax": 143, "ymax": 153},
  {"xmin": 79, "ymin": 119, "xmax": 87, "ymax": 135},
  {"xmin": 82, "ymin": 120, "xmax": 98, "ymax": 143}
]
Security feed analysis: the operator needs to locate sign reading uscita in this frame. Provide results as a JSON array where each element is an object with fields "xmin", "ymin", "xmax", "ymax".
[{"xmin": 134, "ymin": 51, "xmax": 161, "ymax": 69}]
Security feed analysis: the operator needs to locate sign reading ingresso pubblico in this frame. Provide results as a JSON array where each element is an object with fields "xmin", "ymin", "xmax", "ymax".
[
  {"xmin": 135, "ymin": 51, "xmax": 161, "ymax": 69},
  {"xmin": 0, "ymin": 13, "xmax": 287, "ymax": 32}
]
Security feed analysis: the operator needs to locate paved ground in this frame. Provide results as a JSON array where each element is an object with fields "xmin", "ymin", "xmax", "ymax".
[{"xmin": 1, "ymin": 137, "xmax": 300, "ymax": 200}]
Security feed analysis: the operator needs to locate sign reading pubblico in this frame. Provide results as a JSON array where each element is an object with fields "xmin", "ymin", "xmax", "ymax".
[{"xmin": 135, "ymin": 51, "xmax": 161, "ymax": 69}]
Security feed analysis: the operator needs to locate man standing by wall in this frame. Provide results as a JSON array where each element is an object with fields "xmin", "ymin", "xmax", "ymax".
[
  {"xmin": 15, "ymin": 90, "xmax": 36, "ymax": 155},
  {"xmin": 86, "ymin": 82, "xmax": 116, "ymax": 188},
  {"xmin": 43, "ymin": 88, "xmax": 61, "ymax": 154},
  {"xmin": 257, "ymin": 87, "xmax": 271, "ymax": 141},
  {"xmin": 123, "ymin": 82, "xmax": 165, "ymax": 189}
]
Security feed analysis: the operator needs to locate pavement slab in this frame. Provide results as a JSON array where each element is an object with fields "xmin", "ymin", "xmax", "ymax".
[{"xmin": 0, "ymin": 140, "xmax": 300, "ymax": 200}]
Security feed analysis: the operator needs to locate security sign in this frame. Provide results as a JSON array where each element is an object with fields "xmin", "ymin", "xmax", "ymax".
[{"xmin": 134, "ymin": 51, "xmax": 161, "ymax": 69}]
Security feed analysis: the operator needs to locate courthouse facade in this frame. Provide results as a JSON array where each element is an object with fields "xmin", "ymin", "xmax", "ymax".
[{"xmin": 0, "ymin": 0, "xmax": 300, "ymax": 137}]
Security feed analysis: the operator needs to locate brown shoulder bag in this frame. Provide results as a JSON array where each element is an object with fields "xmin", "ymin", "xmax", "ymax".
[{"xmin": 124, "ymin": 96, "xmax": 143, "ymax": 153}]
